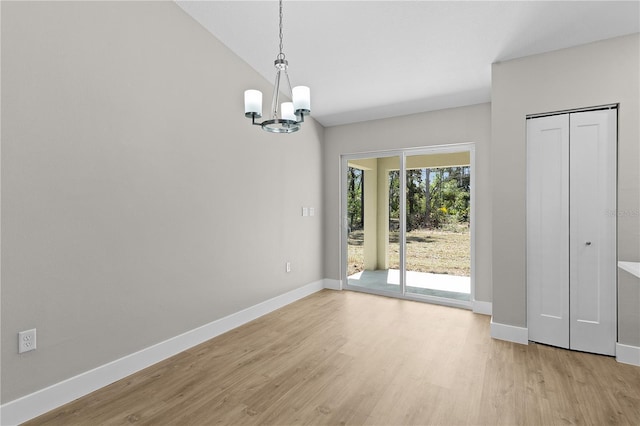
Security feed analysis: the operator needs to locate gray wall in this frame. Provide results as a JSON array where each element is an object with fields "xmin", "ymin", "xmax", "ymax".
[
  {"xmin": 2, "ymin": 0, "xmax": 638, "ymax": 409},
  {"xmin": 491, "ymin": 34, "xmax": 640, "ymax": 346},
  {"xmin": 1, "ymin": 1, "xmax": 324, "ymax": 402},
  {"xmin": 323, "ymin": 103, "xmax": 493, "ymax": 303}
]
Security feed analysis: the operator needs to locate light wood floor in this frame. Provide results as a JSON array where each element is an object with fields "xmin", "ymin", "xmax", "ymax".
[{"xmin": 27, "ymin": 290, "xmax": 640, "ymax": 425}]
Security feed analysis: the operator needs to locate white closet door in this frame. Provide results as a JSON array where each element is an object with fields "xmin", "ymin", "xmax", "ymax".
[
  {"xmin": 527, "ymin": 114, "xmax": 570, "ymax": 349},
  {"xmin": 569, "ymin": 110, "xmax": 617, "ymax": 355}
]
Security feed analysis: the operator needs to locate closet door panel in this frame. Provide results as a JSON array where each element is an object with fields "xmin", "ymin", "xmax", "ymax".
[
  {"xmin": 527, "ymin": 115, "xmax": 570, "ymax": 348},
  {"xmin": 569, "ymin": 110, "xmax": 617, "ymax": 356}
]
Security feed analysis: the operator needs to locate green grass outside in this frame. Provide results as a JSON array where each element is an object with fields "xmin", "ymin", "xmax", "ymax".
[{"xmin": 347, "ymin": 226, "xmax": 470, "ymax": 277}]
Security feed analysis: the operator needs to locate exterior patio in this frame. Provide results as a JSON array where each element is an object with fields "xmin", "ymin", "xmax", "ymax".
[{"xmin": 348, "ymin": 269, "xmax": 470, "ymax": 301}]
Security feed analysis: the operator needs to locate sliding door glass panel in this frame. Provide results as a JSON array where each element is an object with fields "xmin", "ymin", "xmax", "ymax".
[
  {"xmin": 404, "ymin": 153, "xmax": 471, "ymax": 301},
  {"xmin": 347, "ymin": 156, "xmax": 401, "ymax": 293}
]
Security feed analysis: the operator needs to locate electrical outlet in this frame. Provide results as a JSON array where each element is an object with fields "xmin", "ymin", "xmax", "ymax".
[
  {"xmin": 286, "ymin": 262, "xmax": 291, "ymax": 273},
  {"xmin": 18, "ymin": 329, "xmax": 37, "ymax": 354}
]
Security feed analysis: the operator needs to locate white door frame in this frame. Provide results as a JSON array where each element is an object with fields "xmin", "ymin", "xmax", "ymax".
[{"xmin": 340, "ymin": 143, "xmax": 476, "ymax": 310}]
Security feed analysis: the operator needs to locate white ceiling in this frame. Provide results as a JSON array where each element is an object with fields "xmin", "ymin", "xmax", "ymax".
[{"xmin": 176, "ymin": 1, "xmax": 640, "ymax": 127}]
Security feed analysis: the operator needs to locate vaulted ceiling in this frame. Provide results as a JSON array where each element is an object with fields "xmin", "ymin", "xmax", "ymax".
[{"xmin": 177, "ymin": 1, "xmax": 639, "ymax": 127}]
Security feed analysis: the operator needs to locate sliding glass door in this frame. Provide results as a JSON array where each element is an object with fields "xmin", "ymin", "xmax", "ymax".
[
  {"xmin": 345, "ymin": 155, "xmax": 401, "ymax": 294},
  {"xmin": 342, "ymin": 146, "xmax": 473, "ymax": 307},
  {"xmin": 404, "ymin": 153, "xmax": 471, "ymax": 301}
]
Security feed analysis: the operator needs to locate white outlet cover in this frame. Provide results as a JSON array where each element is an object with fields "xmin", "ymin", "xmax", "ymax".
[
  {"xmin": 310, "ymin": 207, "xmax": 315, "ymax": 216},
  {"xmin": 18, "ymin": 329, "xmax": 37, "ymax": 354},
  {"xmin": 302, "ymin": 207, "xmax": 309, "ymax": 217}
]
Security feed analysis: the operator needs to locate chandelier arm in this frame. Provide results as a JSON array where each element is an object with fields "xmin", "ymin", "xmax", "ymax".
[
  {"xmin": 251, "ymin": 114, "xmax": 262, "ymax": 126},
  {"xmin": 270, "ymin": 69, "xmax": 282, "ymax": 120},
  {"xmin": 283, "ymin": 68, "xmax": 294, "ymax": 99}
]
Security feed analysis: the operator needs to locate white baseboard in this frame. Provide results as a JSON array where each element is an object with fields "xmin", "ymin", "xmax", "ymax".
[
  {"xmin": 490, "ymin": 318, "xmax": 529, "ymax": 345},
  {"xmin": 0, "ymin": 280, "xmax": 325, "ymax": 426},
  {"xmin": 472, "ymin": 300, "xmax": 492, "ymax": 315},
  {"xmin": 323, "ymin": 278, "xmax": 342, "ymax": 290},
  {"xmin": 616, "ymin": 343, "xmax": 640, "ymax": 367}
]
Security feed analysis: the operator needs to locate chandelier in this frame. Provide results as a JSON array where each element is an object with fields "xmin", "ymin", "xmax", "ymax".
[{"xmin": 244, "ymin": 0, "xmax": 311, "ymax": 133}]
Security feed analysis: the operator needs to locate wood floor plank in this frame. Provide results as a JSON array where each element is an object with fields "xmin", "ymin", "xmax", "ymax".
[{"xmin": 24, "ymin": 290, "xmax": 640, "ymax": 425}]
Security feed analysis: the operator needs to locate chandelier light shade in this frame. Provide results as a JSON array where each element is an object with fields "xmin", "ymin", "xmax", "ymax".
[
  {"xmin": 244, "ymin": 0, "xmax": 311, "ymax": 133},
  {"xmin": 244, "ymin": 90, "xmax": 263, "ymax": 118}
]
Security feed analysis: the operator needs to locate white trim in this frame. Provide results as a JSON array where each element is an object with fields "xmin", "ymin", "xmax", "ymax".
[
  {"xmin": 472, "ymin": 300, "xmax": 492, "ymax": 315},
  {"xmin": 616, "ymin": 343, "xmax": 640, "ymax": 367},
  {"xmin": 341, "ymin": 142, "xmax": 477, "ymax": 160},
  {"xmin": 469, "ymin": 146, "xmax": 477, "ymax": 305},
  {"xmin": 490, "ymin": 318, "xmax": 529, "ymax": 345},
  {"xmin": 399, "ymin": 153, "xmax": 407, "ymax": 294},
  {"xmin": 323, "ymin": 278, "xmax": 342, "ymax": 290},
  {"xmin": 0, "ymin": 280, "xmax": 325, "ymax": 426}
]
